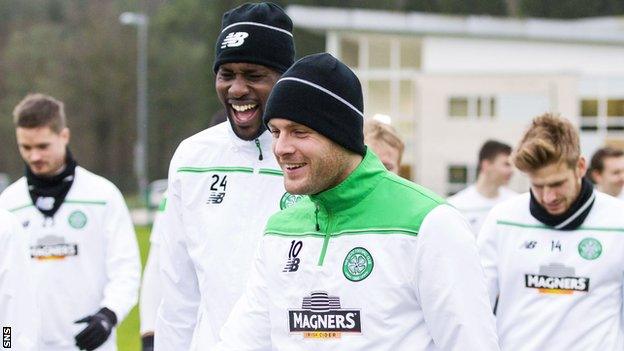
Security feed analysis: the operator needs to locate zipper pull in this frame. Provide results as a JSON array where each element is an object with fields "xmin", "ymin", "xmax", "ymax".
[
  {"xmin": 254, "ymin": 138, "xmax": 263, "ymax": 161},
  {"xmin": 315, "ymin": 204, "xmax": 320, "ymax": 231}
]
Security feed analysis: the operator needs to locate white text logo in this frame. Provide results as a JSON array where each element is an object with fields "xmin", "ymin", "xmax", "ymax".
[{"xmin": 221, "ymin": 32, "xmax": 249, "ymax": 49}]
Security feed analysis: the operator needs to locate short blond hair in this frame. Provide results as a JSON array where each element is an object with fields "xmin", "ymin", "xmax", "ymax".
[
  {"xmin": 364, "ymin": 119, "xmax": 405, "ymax": 160},
  {"xmin": 514, "ymin": 113, "xmax": 580, "ymax": 172},
  {"xmin": 13, "ymin": 93, "xmax": 66, "ymax": 133}
]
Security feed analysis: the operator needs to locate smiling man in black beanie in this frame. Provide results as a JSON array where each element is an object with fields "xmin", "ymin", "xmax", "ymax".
[
  {"xmin": 214, "ymin": 53, "xmax": 499, "ymax": 350},
  {"xmin": 153, "ymin": 3, "xmax": 298, "ymax": 351}
]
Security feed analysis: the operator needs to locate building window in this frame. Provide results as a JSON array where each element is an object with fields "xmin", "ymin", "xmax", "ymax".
[
  {"xmin": 448, "ymin": 96, "xmax": 496, "ymax": 119},
  {"xmin": 449, "ymin": 97, "xmax": 469, "ymax": 117},
  {"xmin": 368, "ymin": 80, "xmax": 392, "ymax": 117},
  {"xmin": 448, "ymin": 165, "xmax": 468, "ymax": 184},
  {"xmin": 582, "ymin": 99, "xmax": 598, "ymax": 116},
  {"xmin": 340, "ymin": 37, "xmax": 359, "ymax": 68},
  {"xmin": 580, "ymin": 99, "xmax": 598, "ymax": 131},
  {"xmin": 580, "ymin": 98, "xmax": 624, "ymax": 132},
  {"xmin": 607, "ymin": 99, "xmax": 624, "ymax": 131},
  {"xmin": 368, "ymin": 38, "xmax": 391, "ymax": 68},
  {"xmin": 399, "ymin": 80, "xmax": 414, "ymax": 117},
  {"xmin": 607, "ymin": 99, "xmax": 624, "ymax": 116},
  {"xmin": 400, "ymin": 38, "xmax": 420, "ymax": 69},
  {"xmin": 447, "ymin": 165, "xmax": 476, "ymax": 196}
]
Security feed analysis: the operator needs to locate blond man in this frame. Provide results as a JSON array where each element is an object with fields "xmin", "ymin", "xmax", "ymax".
[
  {"xmin": 363, "ymin": 119, "xmax": 404, "ymax": 174},
  {"xmin": 477, "ymin": 113, "xmax": 624, "ymax": 350}
]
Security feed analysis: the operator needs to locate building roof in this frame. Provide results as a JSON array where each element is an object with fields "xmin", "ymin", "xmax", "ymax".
[{"xmin": 287, "ymin": 6, "xmax": 624, "ymax": 44}]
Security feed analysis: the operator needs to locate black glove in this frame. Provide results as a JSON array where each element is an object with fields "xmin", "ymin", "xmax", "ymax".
[
  {"xmin": 74, "ymin": 307, "xmax": 117, "ymax": 350},
  {"xmin": 142, "ymin": 333, "xmax": 154, "ymax": 351}
]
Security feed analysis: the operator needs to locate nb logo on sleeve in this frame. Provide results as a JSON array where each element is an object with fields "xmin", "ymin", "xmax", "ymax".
[{"xmin": 221, "ymin": 32, "xmax": 249, "ymax": 49}]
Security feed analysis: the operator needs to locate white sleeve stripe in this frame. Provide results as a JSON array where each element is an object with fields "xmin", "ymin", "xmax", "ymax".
[
  {"xmin": 276, "ymin": 77, "xmax": 364, "ymax": 118},
  {"xmin": 220, "ymin": 21, "xmax": 293, "ymax": 37},
  {"xmin": 554, "ymin": 190, "xmax": 596, "ymax": 230}
]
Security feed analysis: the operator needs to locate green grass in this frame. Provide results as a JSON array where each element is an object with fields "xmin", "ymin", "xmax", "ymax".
[{"xmin": 117, "ymin": 225, "xmax": 152, "ymax": 351}]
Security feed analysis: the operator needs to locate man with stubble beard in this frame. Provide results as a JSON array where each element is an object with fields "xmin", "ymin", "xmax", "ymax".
[{"xmin": 154, "ymin": 3, "xmax": 298, "ymax": 350}]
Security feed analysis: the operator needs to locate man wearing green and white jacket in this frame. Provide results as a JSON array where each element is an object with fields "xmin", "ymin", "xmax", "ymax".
[{"xmin": 214, "ymin": 53, "xmax": 499, "ymax": 351}]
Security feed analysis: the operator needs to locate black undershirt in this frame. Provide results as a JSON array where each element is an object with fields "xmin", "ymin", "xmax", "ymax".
[{"xmin": 26, "ymin": 150, "xmax": 77, "ymax": 218}]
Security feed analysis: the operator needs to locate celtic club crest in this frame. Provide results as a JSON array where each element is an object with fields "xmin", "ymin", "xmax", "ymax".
[
  {"xmin": 343, "ymin": 247, "xmax": 374, "ymax": 282},
  {"xmin": 578, "ymin": 237, "xmax": 602, "ymax": 260}
]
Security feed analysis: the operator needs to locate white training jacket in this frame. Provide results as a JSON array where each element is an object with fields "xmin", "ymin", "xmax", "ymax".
[
  {"xmin": 214, "ymin": 207, "xmax": 500, "ymax": 351},
  {"xmin": 155, "ymin": 122, "xmax": 288, "ymax": 350},
  {"xmin": 0, "ymin": 209, "xmax": 39, "ymax": 351},
  {"xmin": 447, "ymin": 185, "xmax": 516, "ymax": 236},
  {"xmin": 478, "ymin": 192, "xmax": 624, "ymax": 350},
  {"xmin": 139, "ymin": 200, "xmax": 165, "ymax": 335},
  {"xmin": 0, "ymin": 166, "xmax": 141, "ymax": 351},
  {"xmin": 214, "ymin": 151, "xmax": 499, "ymax": 351}
]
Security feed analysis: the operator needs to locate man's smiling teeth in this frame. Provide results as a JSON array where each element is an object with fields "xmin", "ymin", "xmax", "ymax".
[
  {"xmin": 232, "ymin": 104, "xmax": 257, "ymax": 112},
  {"xmin": 285, "ymin": 163, "xmax": 305, "ymax": 170}
]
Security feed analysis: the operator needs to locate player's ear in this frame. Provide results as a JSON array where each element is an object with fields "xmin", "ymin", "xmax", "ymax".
[
  {"xmin": 577, "ymin": 157, "xmax": 587, "ymax": 178},
  {"xmin": 60, "ymin": 127, "xmax": 70, "ymax": 144}
]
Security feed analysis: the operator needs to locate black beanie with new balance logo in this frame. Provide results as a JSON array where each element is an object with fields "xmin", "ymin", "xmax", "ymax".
[
  {"xmin": 213, "ymin": 2, "xmax": 295, "ymax": 74},
  {"xmin": 263, "ymin": 53, "xmax": 366, "ymax": 156}
]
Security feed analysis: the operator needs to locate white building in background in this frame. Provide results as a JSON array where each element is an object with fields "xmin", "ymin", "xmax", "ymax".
[{"xmin": 287, "ymin": 6, "xmax": 624, "ymax": 195}]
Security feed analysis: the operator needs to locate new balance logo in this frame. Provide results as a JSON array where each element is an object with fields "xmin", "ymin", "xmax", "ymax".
[
  {"xmin": 522, "ymin": 240, "xmax": 537, "ymax": 249},
  {"xmin": 207, "ymin": 192, "xmax": 226, "ymax": 204},
  {"xmin": 283, "ymin": 240, "xmax": 302, "ymax": 272},
  {"xmin": 221, "ymin": 32, "xmax": 249, "ymax": 49}
]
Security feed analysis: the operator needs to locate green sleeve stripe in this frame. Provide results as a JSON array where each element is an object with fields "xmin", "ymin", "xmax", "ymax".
[
  {"xmin": 9, "ymin": 203, "xmax": 33, "ymax": 212},
  {"xmin": 65, "ymin": 200, "xmax": 107, "ymax": 205},
  {"xmin": 334, "ymin": 227, "xmax": 419, "ymax": 236},
  {"xmin": 265, "ymin": 228, "xmax": 419, "ymax": 238},
  {"xmin": 265, "ymin": 231, "xmax": 325, "ymax": 238},
  {"xmin": 177, "ymin": 166, "xmax": 254, "ymax": 173},
  {"xmin": 259, "ymin": 169, "xmax": 284, "ymax": 176},
  {"xmin": 497, "ymin": 220, "xmax": 624, "ymax": 232},
  {"xmin": 158, "ymin": 197, "xmax": 167, "ymax": 212},
  {"xmin": 177, "ymin": 166, "xmax": 283, "ymax": 176},
  {"xmin": 9, "ymin": 199, "xmax": 106, "ymax": 212}
]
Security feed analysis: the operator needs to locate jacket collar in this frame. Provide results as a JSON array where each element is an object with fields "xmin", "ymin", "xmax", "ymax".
[
  {"xmin": 529, "ymin": 177, "xmax": 596, "ymax": 231},
  {"xmin": 310, "ymin": 148, "xmax": 385, "ymax": 213},
  {"xmin": 226, "ymin": 122, "xmax": 273, "ymax": 150}
]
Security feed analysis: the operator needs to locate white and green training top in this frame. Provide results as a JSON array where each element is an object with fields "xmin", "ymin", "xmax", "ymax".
[
  {"xmin": 478, "ymin": 192, "xmax": 624, "ymax": 350},
  {"xmin": 155, "ymin": 122, "xmax": 290, "ymax": 351},
  {"xmin": 0, "ymin": 209, "xmax": 38, "ymax": 351},
  {"xmin": 215, "ymin": 150, "xmax": 500, "ymax": 351},
  {"xmin": 0, "ymin": 166, "xmax": 141, "ymax": 351}
]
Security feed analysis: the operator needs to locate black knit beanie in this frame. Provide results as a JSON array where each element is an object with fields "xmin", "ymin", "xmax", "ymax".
[
  {"xmin": 213, "ymin": 2, "xmax": 294, "ymax": 73},
  {"xmin": 264, "ymin": 53, "xmax": 366, "ymax": 156}
]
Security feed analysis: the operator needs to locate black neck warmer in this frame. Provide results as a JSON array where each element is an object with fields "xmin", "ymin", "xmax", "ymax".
[
  {"xmin": 529, "ymin": 177, "xmax": 595, "ymax": 231},
  {"xmin": 26, "ymin": 149, "xmax": 77, "ymax": 218}
]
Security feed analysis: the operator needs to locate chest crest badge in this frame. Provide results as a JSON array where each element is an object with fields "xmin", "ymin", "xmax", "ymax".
[
  {"xmin": 343, "ymin": 247, "xmax": 374, "ymax": 282},
  {"xmin": 68, "ymin": 210, "xmax": 87, "ymax": 229},
  {"xmin": 578, "ymin": 237, "xmax": 602, "ymax": 260}
]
